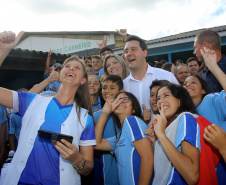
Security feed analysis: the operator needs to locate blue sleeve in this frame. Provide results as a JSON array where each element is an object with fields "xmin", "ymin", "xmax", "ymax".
[
  {"xmin": 98, "ymin": 68, "xmax": 104, "ymax": 77},
  {"xmin": 43, "ymin": 72, "xmax": 49, "ymax": 80},
  {"xmin": 107, "ymin": 136, "xmax": 116, "ymax": 151},
  {"xmin": 17, "ymin": 92, "xmax": 37, "ymax": 118},
  {"xmin": 93, "ymin": 110, "xmax": 102, "ymax": 123},
  {"xmin": 217, "ymin": 91, "xmax": 226, "ymax": 119},
  {"xmin": 9, "ymin": 114, "xmax": 16, "ymax": 134},
  {"xmin": 80, "ymin": 114, "xmax": 95, "ymax": 141},
  {"xmin": 124, "ymin": 116, "xmax": 148, "ymax": 142},
  {"xmin": 175, "ymin": 114, "xmax": 201, "ymax": 151},
  {"xmin": 0, "ymin": 105, "xmax": 7, "ymax": 124}
]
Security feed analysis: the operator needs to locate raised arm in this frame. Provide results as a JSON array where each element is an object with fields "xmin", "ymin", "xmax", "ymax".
[
  {"xmin": 134, "ymin": 138, "xmax": 154, "ymax": 185},
  {"xmin": 0, "ymin": 31, "xmax": 24, "ymax": 66},
  {"xmin": 116, "ymin": 29, "xmax": 128, "ymax": 42},
  {"xmin": 96, "ymin": 36, "xmax": 107, "ymax": 50},
  {"xmin": 44, "ymin": 49, "xmax": 52, "ymax": 75},
  {"xmin": 94, "ymin": 100, "xmax": 113, "ymax": 151},
  {"xmin": 29, "ymin": 71, "xmax": 59, "ymax": 94},
  {"xmin": 201, "ymin": 47, "xmax": 226, "ymax": 92},
  {"xmin": 94, "ymin": 97, "xmax": 123, "ymax": 151},
  {"xmin": 154, "ymin": 104, "xmax": 200, "ymax": 184},
  {"xmin": 0, "ymin": 31, "xmax": 24, "ymax": 108}
]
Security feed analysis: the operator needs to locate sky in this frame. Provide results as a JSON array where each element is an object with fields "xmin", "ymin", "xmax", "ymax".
[{"xmin": 1, "ymin": 0, "xmax": 226, "ymax": 40}]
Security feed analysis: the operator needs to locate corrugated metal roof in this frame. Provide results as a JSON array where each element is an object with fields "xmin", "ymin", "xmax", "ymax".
[
  {"xmin": 8, "ymin": 48, "xmax": 70, "ymax": 60},
  {"xmin": 19, "ymin": 31, "xmax": 118, "ymax": 44},
  {"xmin": 146, "ymin": 25, "xmax": 226, "ymax": 45},
  {"xmin": 113, "ymin": 24, "xmax": 226, "ymax": 51}
]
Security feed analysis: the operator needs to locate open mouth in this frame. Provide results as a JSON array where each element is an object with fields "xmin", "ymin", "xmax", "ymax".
[
  {"xmin": 67, "ymin": 73, "xmax": 75, "ymax": 77},
  {"xmin": 128, "ymin": 58, "xmax": 135, "ymax": 62}
]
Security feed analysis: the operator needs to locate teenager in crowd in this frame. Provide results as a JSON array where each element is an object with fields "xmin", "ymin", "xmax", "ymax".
[
  {"xmin": 142, "ymin": 80, "xmax": 169, "ymax": 123},
  {"xmin": 88, "ymin": 75, "xmax": 102, "ymax": 113},
  {"xmin": 95, "ymin": 91, "xmax": 154, "ymax": 185},
  {"xmin": 146, "ymin": 83, "xmax": 200, "ymax": 185},
  {"xmin": 91, "ymin": 75, "xmax": 123, "ymax": 185},
  {"xmin": 184, "ymin": 47, "xmax": 226, "ymax": 184}
]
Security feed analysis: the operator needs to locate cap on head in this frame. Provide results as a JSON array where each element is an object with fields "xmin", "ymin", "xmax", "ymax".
[{"xmin": 53, "ymin": 63, "xmax": 62, "ymax": 68}]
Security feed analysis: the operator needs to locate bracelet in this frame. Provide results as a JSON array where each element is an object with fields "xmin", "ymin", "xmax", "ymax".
[{"xmin": 73, "ymin": 156, "xmax": 86, "ymax": 170}]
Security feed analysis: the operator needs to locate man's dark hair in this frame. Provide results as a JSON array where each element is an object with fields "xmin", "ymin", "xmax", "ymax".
[
  {"xmin": 103, "ymin": 75, "xmax": 123, "ymax": 91},
  {"xmin": 160, "ymin": 59, "xmax": 168, "ymax": 65},
  {"xmin": 196, "ymin": 29, "xmax": 221, "ymax": 51},
  {"xmin": 100, "ymin": 47, "xmax": 113, "ymax": 55},
  {"xmin": 124, "ymin": 35, "xmax": 147, "ymax": 51},
  {"xmin": 162, "ymin": 63, "xmax": 173, "ymax": 73},
  {"xmin": 155, "ymin": 62, "xmax": 162, "ymax": 68},
  {"xmin": 174, "ymin": 59, "xmax": 184, "ymax": 65},
  {"xmin": 150, "ymin": 80, "xmax": 170, "ymax": 91},
  {"xmin": 186, "ymin": 57, "xmax": 199, "ymax": 66}
]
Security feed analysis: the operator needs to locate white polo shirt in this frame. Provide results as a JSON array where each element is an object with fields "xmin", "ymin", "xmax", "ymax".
[{"xmin": 123, "ymin": 64, "xmax": 179, "ymax": 110}]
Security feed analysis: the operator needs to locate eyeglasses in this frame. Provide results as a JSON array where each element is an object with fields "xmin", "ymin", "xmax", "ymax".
[{"xmin": 119, "ymin": 97, "xmax": 131, "ymax": 103}]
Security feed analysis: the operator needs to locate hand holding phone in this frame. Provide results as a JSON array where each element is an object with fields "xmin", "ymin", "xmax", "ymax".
[{"xmin": 38, "ymin": 130, "xmax": 73, "ymax": 144}]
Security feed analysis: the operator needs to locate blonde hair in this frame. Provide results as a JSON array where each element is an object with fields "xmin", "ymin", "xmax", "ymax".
[{"xmin": 103, "ymin": 54, "xmax": 130, "ymax": 80}]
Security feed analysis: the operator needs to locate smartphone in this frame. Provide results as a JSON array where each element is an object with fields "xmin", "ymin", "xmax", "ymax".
[{"xmin": 38, "ymin": 130, "xmax": 73, "ymax": 144}]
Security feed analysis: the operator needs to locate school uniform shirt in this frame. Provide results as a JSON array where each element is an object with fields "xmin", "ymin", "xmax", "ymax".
[
  {"xmin": 92, "ymin": 110, "xmax": 119, "ymax": 185},
  {"xmin": 0, "ymin": 105, "xmax": 7, "ymax": 150},
  {"xmin": 0, "ymin": 91, "xmax": 96, "ymax": 185},
  {"xmin": 197, "ymin": 90, "xmax": 226, "ymax": 131},
  {"xmin": 8, "ymin": 113, "xmax": 22, "ymax": 149},
  {"xmin": 196, "ymin": 90, "xmax": 226, "ymax": 185},
  {"xmin": 49, "ymin": 81, "xmax": 61, "ymax": 91},
  {"xmin": 153, "ymin": 113, "xmax": 201, "ymax": 185},
  {"xmin": 167, "ymin": 114, "xmax": 201, "ymax": 184},
  {"xmin": 107, "ymin": 116, "xmax": 149, "ymax": 185},
  {"xmin": 92, "ymin": 103, "xmax": 102, "ymax": 114}
]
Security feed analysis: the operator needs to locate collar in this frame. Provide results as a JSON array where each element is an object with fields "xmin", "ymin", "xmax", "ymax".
[{"xmin": 128, "ymin": 64, "xmax": 153, "ymax": 81}]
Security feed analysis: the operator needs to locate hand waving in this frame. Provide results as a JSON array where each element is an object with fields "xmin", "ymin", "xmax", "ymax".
[
  {"xmin": 116, "ymin": 29, "xmax": 127, "ymax": 40},
  {"xmin": 96, "ymin": 36, "xmax": 107, "ymax": 49}
]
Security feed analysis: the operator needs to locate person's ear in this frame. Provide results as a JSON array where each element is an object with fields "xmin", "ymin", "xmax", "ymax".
[
  {"xmin": 143, "ymin": 49, "xmax": 148, "ymax": 57},
  {"xmin": 119, "ymin": 89, "xmax": 125, "ymax": 92},
  {"xmin": 203, "ymin": 42, "xmax": 213, "ymax": 50},
  {"xmin": 201, "ymin": 89, "xmax": 206, "ymax": 95},
  {"xmin": 81, "ymin": 77, "xmax": 87, "ymax": 85}
]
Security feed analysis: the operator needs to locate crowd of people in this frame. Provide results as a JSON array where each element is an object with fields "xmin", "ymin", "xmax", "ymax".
[{"xmin": 0, "ymin": 28, "xmax": 225, "ymax": 185}]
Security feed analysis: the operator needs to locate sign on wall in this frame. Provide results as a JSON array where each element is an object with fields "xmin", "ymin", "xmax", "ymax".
[{"xmin": 16, "ymin": 34, "xmax": 114, "ymax": 54}]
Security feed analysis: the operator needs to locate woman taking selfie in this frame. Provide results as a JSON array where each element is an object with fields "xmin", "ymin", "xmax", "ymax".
[{"xmin": 0, "ymin": 33, "xmax": 96, "ymax": 185}]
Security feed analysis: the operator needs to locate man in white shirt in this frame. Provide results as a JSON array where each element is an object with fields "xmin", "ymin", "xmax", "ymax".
[{"xmin": 123, "ymin": 35, "xmax": 179, "ymax": 112}]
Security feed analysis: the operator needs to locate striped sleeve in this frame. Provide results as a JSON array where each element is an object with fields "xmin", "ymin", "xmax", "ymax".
[
  {"xmin": 175, "ymin": 114, "xmax": 201, "ymax": 151},
  {"xmin": 80, "ymin": 114, "xmax": 96, "ymax": 146},
  {"xmin": 124, "ymin": 116, "xmax": 148, "ymax": 142}
]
